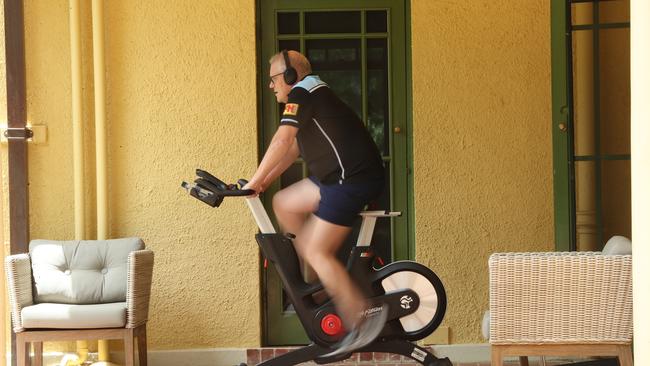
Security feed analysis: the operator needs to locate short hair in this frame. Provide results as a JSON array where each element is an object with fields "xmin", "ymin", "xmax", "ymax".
[{"xmin": 269, "ymin": 50, "xmax": 312, "ymax": 80}]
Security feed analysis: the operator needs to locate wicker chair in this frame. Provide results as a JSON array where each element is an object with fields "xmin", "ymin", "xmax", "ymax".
[
  {"xmin": 489, "ymin": 251, "xmax": 633, "ymax": 366},
  {"xmin": 5, "ymin": 238, "xmax": 154, "ymax": 366}
]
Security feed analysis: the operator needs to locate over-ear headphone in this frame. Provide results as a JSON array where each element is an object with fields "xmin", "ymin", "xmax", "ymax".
[{"xmin": 282, "ymin": 49, "xmax": 298, "ymax": 85}]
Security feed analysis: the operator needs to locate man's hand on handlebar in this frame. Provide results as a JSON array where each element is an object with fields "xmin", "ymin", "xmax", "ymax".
[{"xmin": 242, "ymin": 179, "xmax": 264, "ymax": 197}]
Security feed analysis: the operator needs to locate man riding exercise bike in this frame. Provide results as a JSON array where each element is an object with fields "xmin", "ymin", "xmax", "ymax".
[
  {"xmin": 243, "ymin": 50, "xmax": 389, "ymax": 356},
  {"xmin": 181, "ymin": 171, "xmax": 450, "ymax": 366},
  {"xmin": 181, "ymin": 49, "xmax": 451, "ymax": 366}
]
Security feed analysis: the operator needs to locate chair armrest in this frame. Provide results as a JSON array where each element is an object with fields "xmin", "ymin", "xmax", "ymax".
[
  {"xmin": 126, "ymin": 249, "xmax": 154, "ymax": 328},
  {"xmin": 4, "ymin": 254, "xmax": 34, "ymax": 332}
]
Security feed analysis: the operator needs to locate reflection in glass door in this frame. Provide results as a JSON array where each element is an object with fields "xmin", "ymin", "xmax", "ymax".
[
  {"xmin": 569, "ymin": 0, "xmax": 630, "ymax": 251},
  {"xmin": 259, "ymin": 0, "xmax": 408, "ymax": 345}
]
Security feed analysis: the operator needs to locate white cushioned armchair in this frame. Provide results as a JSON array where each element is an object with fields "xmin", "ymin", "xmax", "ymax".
[{"xmin": 5, "ymin": 238, "xmax": 154, "ymax": 366}]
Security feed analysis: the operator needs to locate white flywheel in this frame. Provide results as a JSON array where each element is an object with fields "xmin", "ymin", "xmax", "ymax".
[{"xmin": 381, "ymin": 270, "xmax": 439, "ymax": 332}]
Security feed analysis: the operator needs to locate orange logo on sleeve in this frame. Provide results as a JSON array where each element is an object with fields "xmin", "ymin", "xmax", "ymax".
[{"xmin": 284, "ymin": 103, "xmax": 299, "ymax": 115}]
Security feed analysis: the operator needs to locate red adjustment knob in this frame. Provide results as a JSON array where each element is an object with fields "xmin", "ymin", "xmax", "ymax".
[{"xmin": 321, "ymin": 314, "xmax": 344, "ymax": 336}]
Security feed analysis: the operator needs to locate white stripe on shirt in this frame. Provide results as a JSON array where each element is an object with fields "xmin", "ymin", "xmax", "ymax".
[
  {"xmin": 280, "ymin": 118, "xmax": 299, "ymax": 125},
  {"xmin": 313, "ymin": 118, "xmax": 345, "ymax": 182}
]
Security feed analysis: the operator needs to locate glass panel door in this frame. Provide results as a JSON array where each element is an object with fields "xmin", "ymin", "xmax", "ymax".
[
  {"xmin": 552, "ymin": 0, "xmax": 630, "ymax": 251},
  {"xmin": 259, "ymin": 0, "xmax": 408, "ymax": 345}
]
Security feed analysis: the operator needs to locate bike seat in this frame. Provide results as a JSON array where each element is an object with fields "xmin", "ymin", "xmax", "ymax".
[{"xmin": 359, "ymin": 211, "xmax": 401, "ymax": 218}]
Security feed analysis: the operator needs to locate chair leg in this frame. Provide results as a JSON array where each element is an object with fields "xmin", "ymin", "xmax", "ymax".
[
  {"xmin": 518, "ymin": 356, "xmax": 530, "ymax": 366},
  {"xmin": 124, "ymin": 328, "xmax": 135, "ymax": 366},
  {"xmin": 16, "ymin": 336, "xmax": 26, "ymax": 366},
  {"xmin": 491, "ymin": 345, "xmax": 503, "ymax": 366},
  {"xmin": 137, "ymin": 326, "xmax": 148, "ymax": 366},
  {"xmin": 32, "ymin": 342, "xmax": 43, "ymax": 366},
  {"xmin": 617, "ymin": 344, "xmax": 634, "ymax": 366}
]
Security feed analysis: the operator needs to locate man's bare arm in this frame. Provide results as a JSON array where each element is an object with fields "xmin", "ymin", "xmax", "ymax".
[{"xmin": 245, "ymin": 125, "xmax": 298, "ymax": 192}]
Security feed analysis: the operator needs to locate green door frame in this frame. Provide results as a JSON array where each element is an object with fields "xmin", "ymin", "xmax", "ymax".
[
  {"xmin": 256, "ymin": 0, "xmax": 412, "ymax": 345},
  {"xmin": 551, "ymin": 0, "xmax": 574, "ymax": 252}
]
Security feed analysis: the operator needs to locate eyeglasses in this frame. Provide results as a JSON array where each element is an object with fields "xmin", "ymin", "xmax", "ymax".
[{"xmin": 269, "ymin": 71, "xmax": 284, "ymax": 87}]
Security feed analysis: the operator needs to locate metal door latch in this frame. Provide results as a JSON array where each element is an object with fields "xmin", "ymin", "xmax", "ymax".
[
  {"xmin": 3, "ymin": 127, "xmax": 33, "ymax": 140},
  {"xmin": 1, "ymin": 125, "xmax": 47, "ymax": 144}
]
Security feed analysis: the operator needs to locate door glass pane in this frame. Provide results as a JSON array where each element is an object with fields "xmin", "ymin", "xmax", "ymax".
[
  {"xmin": 599, "ymin": 0, "xmax": 629, "ymax": 24},
  {"xmin": 366, "ymin": 10, "xmax": 387, "ymax": 33},
  {"xmin": 367, "ymin": 38, "xmax": 389, "ymax": 155},
  {"xmin": 277, "ymin": 12, "xmax": 300, "ymax": 35},
  {"xmin": 278, "ymin": 39, "xmax": 300, "ymax": 53},
  {"xmin": 571, "ymin": 2, "xmax": 593, "ymax": 27},
  {"xmin": 370, "ymin": 161, "xmax": 392, "ymax": 263},
  {"xmin": 305, "ymin": 11, "xmax": 361, "ymax": 34},
  {"xmin": 599, "ymin": 28, "xmax": 630, "ymax": 156},
  {"xmin": 572, "ymin": 29, "xmax": 595, "ymax": 157},
  {"xmin": 306, "ymin": 39, "xmax": 362, "ymax": 118},
  {"xmin": 601, "ymin": 160, "xmax": 631, "ymax": 243},
  {"xmin": 575, "ymin": 161, "xmax": 598, "ymax": 251}
]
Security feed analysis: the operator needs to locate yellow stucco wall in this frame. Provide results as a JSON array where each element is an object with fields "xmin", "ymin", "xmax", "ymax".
[
  {"xmin": 2, "ymin": 0, "xmax": 561, "ymax": 352},
  {"xmin": 7, "ymin": 0, "xmax": 260, "ymax": 350},
  {"xmin": 2, "ymin": 1, "xmax": 12, "ymax": 358},
  {"xmin": 411, "ymin": 0, "xmax": 555, "ymax": 343}
]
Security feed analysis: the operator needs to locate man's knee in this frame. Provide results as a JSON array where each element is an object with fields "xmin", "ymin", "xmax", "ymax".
[{"xmin": 273, "ymin": 185, "xmax": 318, "ymax": 216}]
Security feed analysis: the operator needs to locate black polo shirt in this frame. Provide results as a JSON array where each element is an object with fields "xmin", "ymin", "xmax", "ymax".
[{"xmin": 279, "ymin": 75, "xmax": 384, "ymax": 185}]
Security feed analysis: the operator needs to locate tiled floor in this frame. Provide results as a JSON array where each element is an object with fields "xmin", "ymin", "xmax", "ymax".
[
  {"xmin": 245, "ymin": 348, "xmax": 583, "ymax": 365},
  {"xmin": 255, "ymin": 361, "xmax": 588, "ymax": 366}
]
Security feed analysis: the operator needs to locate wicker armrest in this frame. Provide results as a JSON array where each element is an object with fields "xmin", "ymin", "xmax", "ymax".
[
  {"xmin": 489, "ymin": 252, "xmax": 632, "ymax": 345},
  {"xmin": 126, "ymin": 249, "xmax": 154, "ymax": 328},
  {"xmin": 4, "ymin": 254, "xmax": 34, "ymax": 332}
]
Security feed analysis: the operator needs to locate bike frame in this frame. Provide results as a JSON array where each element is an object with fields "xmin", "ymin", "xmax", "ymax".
[
  {"xmin": 181, "ymin": 175, "xmax": 451, "ymax": 365},
  {"xmin": 247, "ymin": 197, "xmax": 417, "ymax": 346}
]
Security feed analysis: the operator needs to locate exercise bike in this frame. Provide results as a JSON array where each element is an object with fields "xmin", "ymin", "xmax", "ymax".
[{"xmin": 182, "ymin": 169, "xmax": 452, "ymax": 366}]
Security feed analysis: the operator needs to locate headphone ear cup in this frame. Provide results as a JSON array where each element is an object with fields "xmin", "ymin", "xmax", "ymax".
[{"xmin": 283, "ymin": 67, "xmax": 298, "ymax": 85}]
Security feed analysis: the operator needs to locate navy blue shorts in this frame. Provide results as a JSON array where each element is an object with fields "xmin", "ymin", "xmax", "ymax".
[{"xmin": 309, "ymin": 176, "xmax": 384, "ymax": 227}]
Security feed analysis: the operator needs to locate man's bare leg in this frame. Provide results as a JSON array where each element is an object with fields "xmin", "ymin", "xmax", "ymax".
[
  {"xmin": 272, "ymin": 178, "xmax": 320, "ymax": 236},
  {"xmin": 273, "ymin": 180, "xmax": 387, "ymax": 355},
  {"xmin": 296, "ymin": 215, "xmax": 366, "ymax": 328},
  {"xmin": 273, "ymin": 178, "xmax": 321, "ymax": 283},
  {"xmin": 298, "ymin": 215, "xmax": 388, "ymax": 358}
]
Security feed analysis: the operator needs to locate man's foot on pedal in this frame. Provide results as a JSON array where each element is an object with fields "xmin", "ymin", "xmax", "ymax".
[{"xmin": 321, "ymin": 304, "xmax": 388, "ymax": 358}]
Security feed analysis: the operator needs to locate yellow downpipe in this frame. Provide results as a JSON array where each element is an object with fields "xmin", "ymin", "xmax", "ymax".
[
  {"xmin": 93, "ymin": 0, "xmax": 108, "ymax": 240},
  {"xmin": 69, "ymin": 0, "xmax": 89, "ymax": 364},
  {"xmin": 91, "ymin": 1, "xmax": 116, "ymax": 365},
  {"xmin": 70, "ymin": 0, "xmax": 84, "ymax": 240}
]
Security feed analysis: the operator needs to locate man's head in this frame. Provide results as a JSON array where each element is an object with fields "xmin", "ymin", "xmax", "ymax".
[{"xmin": 268, "ymin": 50, "xmax": 312, "ymax": 103}]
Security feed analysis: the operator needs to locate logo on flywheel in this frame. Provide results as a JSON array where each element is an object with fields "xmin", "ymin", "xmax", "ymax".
[{"xmin": 400, "ymin": 295, "xmax": 414, "ymax": 309}]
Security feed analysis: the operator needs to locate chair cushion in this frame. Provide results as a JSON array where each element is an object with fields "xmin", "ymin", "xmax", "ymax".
[
  {"xmin": 29, "ymin": 238, "xmax": 144, "ymax": 304},
  {"xmin": 603, "ymin": 235, "xmax": 632, "ymax": 255},
  {"xmin": 21, "ymin": 302, "xmax": 127, "ymax": 329}
]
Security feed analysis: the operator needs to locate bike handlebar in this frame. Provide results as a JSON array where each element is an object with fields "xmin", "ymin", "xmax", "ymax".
[
  {"xmin": 218, "ymin": 188, "xmax": 256, "ymax": 196},
  {"xmin": 181, "ymin": 170, "xmax": 255, "ymax": 207}
]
